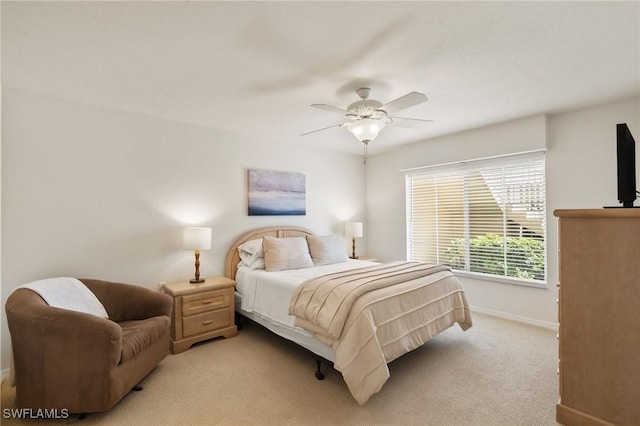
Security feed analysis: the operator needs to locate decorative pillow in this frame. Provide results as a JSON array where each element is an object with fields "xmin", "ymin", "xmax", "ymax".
[
  {"xmin": 263, "ymin": 236, "xmax": 314, "ymax": 272},
  {"xmin": 238, "ymin": 238, "xmax": 265, "ymax": 267},
  {"xmin": 306, "ymin": 234, "xmax": 348, "ymax": 266}
]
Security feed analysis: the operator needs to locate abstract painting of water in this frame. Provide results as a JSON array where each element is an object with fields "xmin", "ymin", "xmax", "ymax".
[{"xmin": 248, "ymin": 169, "xmax": 306, "ymax": 216}]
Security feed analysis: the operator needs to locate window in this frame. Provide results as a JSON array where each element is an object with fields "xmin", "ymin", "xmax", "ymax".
[{"xmin": 406, "ymin": 153, "xmax": 546, "ymax": 286}]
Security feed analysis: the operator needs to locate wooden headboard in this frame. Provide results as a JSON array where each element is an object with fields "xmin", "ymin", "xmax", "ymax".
[{"xmin": 224, "ymin": 226, "xmax": 315, "ymax": 280}]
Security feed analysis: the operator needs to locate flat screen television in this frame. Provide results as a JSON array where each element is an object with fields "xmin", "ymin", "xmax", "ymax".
[{"xmin": 616, "ymin": 123, "xmax": 637, "ymax": 208}]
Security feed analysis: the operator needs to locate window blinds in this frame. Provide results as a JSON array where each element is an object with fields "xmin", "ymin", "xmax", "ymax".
[{"xmin": 406, "ymin": 154, "xmax": 546, "ymax": 283}]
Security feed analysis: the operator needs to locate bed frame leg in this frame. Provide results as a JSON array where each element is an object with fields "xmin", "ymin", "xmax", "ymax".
[
  {"xmin": 236, "ymin": 312, "xmax": 243, "ymax": 330},
  {"xmin": 315, "ymin": 359, "xmax": 325, "ymax": 380}
]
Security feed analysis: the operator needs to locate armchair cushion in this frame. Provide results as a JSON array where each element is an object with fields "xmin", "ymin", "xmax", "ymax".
[{"xmin": 119, "ymin": 316, "xmax": 170, "ymax": 363}]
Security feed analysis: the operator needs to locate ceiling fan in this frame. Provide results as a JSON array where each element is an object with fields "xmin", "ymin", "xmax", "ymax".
[{"xmin": 302, "ymin": 87, "xmax": 433, "ymax": 163}]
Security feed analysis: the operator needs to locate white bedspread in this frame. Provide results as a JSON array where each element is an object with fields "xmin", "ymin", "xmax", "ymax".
[
  {"xmin": 236, "ymin": 259, "xmax": 378, "ymax": 328},
  {"xmin": 236, "ymin": 260, "xmax": 472, "ymax": 405}
]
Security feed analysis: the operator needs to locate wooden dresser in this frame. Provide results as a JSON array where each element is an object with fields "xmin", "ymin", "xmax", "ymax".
[{"xmin": 554, "ymin": 209, "xmax": 640, "ymax": 426}]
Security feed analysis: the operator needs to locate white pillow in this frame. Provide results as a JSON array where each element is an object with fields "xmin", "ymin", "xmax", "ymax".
[
  {"xmin": 238, "ymin": 238, "xmax": 264, "ymax": 267},
  {"xmin": 263, "ymin": 236, "xmax": 314, "ymax": 272},
  {"xmin": 306, "ymin": 234, "xmax": 348, "ymax": 266},
  {"xmin": 239, "ymin": 257, "xmax": 266, "ymax": 270}
]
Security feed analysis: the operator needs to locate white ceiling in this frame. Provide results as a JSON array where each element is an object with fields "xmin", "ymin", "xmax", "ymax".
[{"xmin": 2, "ymin": 1, "xmax": 639, "ymax": 156}]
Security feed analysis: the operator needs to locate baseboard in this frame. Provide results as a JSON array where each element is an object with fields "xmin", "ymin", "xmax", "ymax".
[
  {"xmin": 1, "ymin": 368, "xmax": 10, "ymax": 382},
  {"xmin": 470, "ymin": 305, "xmax": 558, "ymax": 331}
]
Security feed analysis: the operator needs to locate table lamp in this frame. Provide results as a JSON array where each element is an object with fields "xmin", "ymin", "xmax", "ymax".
[
  {"xmin": 345, "ymin": 222, "xmax": 363, "ymax": 259},
  {"xmin": 183, "ymin": 227, "xmax": 212, "ymax": 283}
]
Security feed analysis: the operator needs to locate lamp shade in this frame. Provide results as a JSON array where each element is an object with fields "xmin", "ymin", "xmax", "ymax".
[
  {"xmin": 346, "ymin": 118, "xmax": 387, "ymax": 143},
  {"xmin": 183, "ymin": 227, "xmax": 212, "ymax": 250},
  {"xmin": 344, "ymin": 222, "xmax": 363, "ymax": 238}
]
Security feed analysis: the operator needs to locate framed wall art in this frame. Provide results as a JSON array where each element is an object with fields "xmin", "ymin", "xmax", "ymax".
[{"xmin": 248, "ymin": 169, "xmax": 306, "ymax": 216}]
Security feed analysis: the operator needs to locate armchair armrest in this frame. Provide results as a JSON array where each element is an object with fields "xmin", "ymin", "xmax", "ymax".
[{"xmin": 80, "ymin": 279, "xmax": 172, "ymax": 322}]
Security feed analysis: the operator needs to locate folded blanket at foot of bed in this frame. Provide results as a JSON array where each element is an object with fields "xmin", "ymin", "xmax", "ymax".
[{"xmin": 290, "ymin": 261, "xmax": 472, "ymax": 404}]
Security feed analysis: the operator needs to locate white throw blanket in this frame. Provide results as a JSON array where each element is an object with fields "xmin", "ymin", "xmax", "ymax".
[{"xmin": 15, "ymin": 277, "xmax": 109, "ymax": 318}]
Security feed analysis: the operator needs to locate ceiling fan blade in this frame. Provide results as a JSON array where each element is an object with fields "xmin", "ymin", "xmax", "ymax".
[
  {"xmin": 311, "ymin": 104, "xmax": 350, "ymax": 115},
  {"xmin": 390, "ymin": 116, "xmax": 434, "ymax": 129},
  {"xmin": 380, "ymin": 91, "xmax": 428, "ymax": 114},
  {"xmin": 300, "ymin": 123, "xmax": 344, "ymax": 136}
]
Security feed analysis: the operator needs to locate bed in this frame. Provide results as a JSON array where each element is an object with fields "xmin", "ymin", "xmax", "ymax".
[{"xmin": 224, "ymin": 226, "xmax": 472, "ymax": 404}]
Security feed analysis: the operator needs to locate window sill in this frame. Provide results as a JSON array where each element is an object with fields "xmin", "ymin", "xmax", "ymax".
[{"xmin": 452, "ymin": 270, "xmax": 547, "ymax": 289}]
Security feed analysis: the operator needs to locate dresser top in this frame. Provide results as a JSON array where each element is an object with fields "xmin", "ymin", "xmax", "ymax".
[{"xmin": 554, "ymin": 208, "xmax": 640, "ymax": 218}]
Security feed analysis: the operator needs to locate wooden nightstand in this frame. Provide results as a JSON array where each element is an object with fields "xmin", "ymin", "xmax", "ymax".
[{"xmin": 162, "ymin": 276, "xmax": 237, "ymax": 354}]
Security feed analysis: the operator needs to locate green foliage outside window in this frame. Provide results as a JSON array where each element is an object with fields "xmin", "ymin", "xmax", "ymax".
[{"xmin": 445, "ymin": 233, "xmax": 545, "ymax": 280}]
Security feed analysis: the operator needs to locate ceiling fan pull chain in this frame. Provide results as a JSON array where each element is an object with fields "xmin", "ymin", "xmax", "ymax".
[{"xmin": 363, "ymin": 140, "xmax": 369, "ymax": 165}]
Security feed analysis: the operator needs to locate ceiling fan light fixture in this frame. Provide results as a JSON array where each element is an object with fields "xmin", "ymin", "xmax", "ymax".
[
  {"xmin": 303, "ymin": 88, "xmax": 431, "ymax": 164},
  {"xmin": 347, "ymin": 118, "xmax": 386, "ymax": 143}
]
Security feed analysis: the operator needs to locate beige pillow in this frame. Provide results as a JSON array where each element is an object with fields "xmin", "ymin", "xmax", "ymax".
[
  {"xmin": 263, "ymin": 236, "xmax": 314, "ymax": 272},
  {"xmin": 306, "ymin": 234, "xmax": 348, "ymax": 265}
]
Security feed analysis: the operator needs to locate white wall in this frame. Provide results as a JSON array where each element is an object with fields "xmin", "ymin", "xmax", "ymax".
[
  {"xmin": 3, "ymin": 91, "xmax": 638, "ymax": 373},
  {"xmin": 1, "ymin": 88, "xmax": 367, "ymax": 372},
  {"xmin": 366, "ymin": 97, "xmax": 640, "ymax": 327}
]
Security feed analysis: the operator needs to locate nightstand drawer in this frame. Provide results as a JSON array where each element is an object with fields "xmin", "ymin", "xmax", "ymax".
[
  {"xmin": 183, "ymin": 308, "xmax": 231, "ymax": 337},
  {"xmin": 182, "ymin": 290, "xmax": 230, "ymax": 316}
]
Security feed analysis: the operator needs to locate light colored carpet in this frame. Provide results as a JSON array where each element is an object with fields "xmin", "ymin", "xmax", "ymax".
[{"xmin": 1, "ymin": 313, "xmax": 559, "ymax": 425}]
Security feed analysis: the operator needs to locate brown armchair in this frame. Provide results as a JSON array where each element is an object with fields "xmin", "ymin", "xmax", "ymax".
[{"xmin": 5, "ymin": 278, "xmax": 173, "ymax": 414}]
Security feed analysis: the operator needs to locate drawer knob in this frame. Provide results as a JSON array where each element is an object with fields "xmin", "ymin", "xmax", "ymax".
[
  {"xmin": 202, "ymin": 320, "xmax": 213, "ymax": 325},
  {"xmin": 201, "ymin": 299, "xmax": 213, "ymax": 305}
]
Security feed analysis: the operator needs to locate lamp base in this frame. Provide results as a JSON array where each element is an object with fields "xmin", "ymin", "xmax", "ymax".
[
  {"xmin": 190, "ymin": 278, "xmax": 205, "ymax": 284},
  {"xmin": 349, "ymin": 256, "xmax": 359, "ymax": 260}
]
